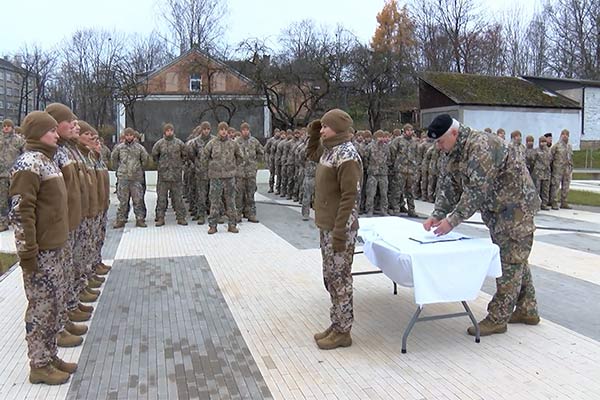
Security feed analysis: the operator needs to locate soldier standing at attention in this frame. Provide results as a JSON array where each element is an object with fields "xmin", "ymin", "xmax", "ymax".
[
  {"xmin": 533, "ymin": 135, "xmax": 551, "ymax": 211},
  {"xmin": 389, "ymin": 124, "xmax": 418, "ymax": 217},
  {"xmin": 524, "ymin": 135, "xmax": 536, "ymax": 175},
  {"xmin": 111, "ymin": 128, "xmax": 149, "ymax": 228},
  {"xmin": 496, "ymin": 128, "xmax": 506, "ymax": 141},
  {"xmin": 364, "ymin": 130, "xmax": 390, "ymax": 217},
  {"xmin": 264, "ymin": 129, "xmax": 280, "ymax": 193},
  {"xmin": 10, "ymin": 111, "xmax": 76, "ymax": 385},
  {"xmin": 424, "ymin": 114, "xmax": 540, "ymax": 336},
  {"xmin": 301, "ymin": 137, "xmax": 317, "ymax": 221},
  {"xmin": 152, "ymin": 123, "xmax": 188, "ymax": 226},
  {"xmin": 235, "ymin": 122, "xmax": 264, "ymax": 222},
  {"xmin": 187, "ymin": 122, "xmax": 213, "ymax": 224},
  {"xmin": 0, "ymin": 118, "xmax": 25, "ymax": 231},
  {"xmin": 204, "ymin": 122, "xmax": 242, "ymax": 234},
  {"xmin": 307, "ymin": 109, "xmax": 362, "ymax": 350},
  {"xmin": 509, "ymin": 130, "xmax": 526, "ymax": 161},
  {"xmin": 550, "ymin": 129, "xmax": 574, "ymax": 210}
]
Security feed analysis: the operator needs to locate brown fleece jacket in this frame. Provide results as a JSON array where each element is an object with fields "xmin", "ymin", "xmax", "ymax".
[{"xmin": 54, "ymin": 140, "xmax": 82, "ymax": 231}]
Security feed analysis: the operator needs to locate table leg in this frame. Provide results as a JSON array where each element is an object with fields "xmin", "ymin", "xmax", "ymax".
[
  {"xmin": 462, "ymin": 301, "xmax": 480, "ymax": 343},
  {"xmin": 401, "ymin": 305, "xmax": 423, "ymax": 353},
  {"xmin": 393, "ymin": 282, "xmax": 397, "ymax": 295}
]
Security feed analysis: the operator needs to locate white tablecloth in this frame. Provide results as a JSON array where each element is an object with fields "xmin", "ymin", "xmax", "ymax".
[{"xmin": 358, "ymin": 217, "xmax": 502, "ymax": 305}]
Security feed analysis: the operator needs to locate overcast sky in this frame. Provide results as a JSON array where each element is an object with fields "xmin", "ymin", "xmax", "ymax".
[{"xmin": 1, "ymin": 0, "xmax": 541, "ymax": 57}]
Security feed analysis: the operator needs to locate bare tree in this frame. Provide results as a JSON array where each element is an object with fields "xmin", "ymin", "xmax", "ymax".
[{"xmin": 525, "ymin": 12, "xmax": 550, "ymax": 76}]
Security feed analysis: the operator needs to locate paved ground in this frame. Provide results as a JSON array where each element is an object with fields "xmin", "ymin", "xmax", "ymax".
[{"xmin": 1, "ymin": 180, "xmax": 599, "ymax": 399}]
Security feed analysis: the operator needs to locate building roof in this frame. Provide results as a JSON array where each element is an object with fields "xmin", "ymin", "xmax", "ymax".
[
  {"xmin": 0, "ymin": 58, "xmax": 26, "ymax": 73},
  {"xmin": 522, "ymin": 75, "xmax": 600, "ymax": 89},
  {"xmin": 420, "ymin": 72, "xmax": 581, "ymax": 109}
]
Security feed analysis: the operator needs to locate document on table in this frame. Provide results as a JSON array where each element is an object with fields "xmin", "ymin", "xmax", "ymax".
[{"xmin": 408, "ymin": 231, "xmax": 470, "ymax": 244}]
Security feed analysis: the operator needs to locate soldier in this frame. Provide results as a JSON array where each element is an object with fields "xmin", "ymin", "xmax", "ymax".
[
  {"xmin": 285, "ymin": 130, "xmax": 300, "ymax": 199},
  {"xmin": 301, "ymin": 138, "xmax": 317, "ymax": 221},
  {"xmin": 424, "ymin": 114, "xmax": 540, "ymax": 336},
  {"xmin": 264, "ymin": 129, "xmax": 280, "ymax": 193},
  {"xmin": 152, "ymin": 123, "xmax": 188, "ymax": 226},
  {"xmin": 524, "ymin": 135, "xmax": 536, "ymax": 175},
  {"xmin": 9, "ymin": 111, "xmax": 76, "ymax": 384},
  {"xmin": 184, "ymin": 126, "xmax": 200, "ymax": 204},
  {"xmin": 274, "ymin": 130, "xmax": 289, "ymax": 195},
  {"xmin": 235, "ymin": 122, "xmax": 264, "ymax": 222},
  {"xmin": 204, "ymin": 122, "xmax": 242, "ymax": 234},
  {"xmin": 427, "ymin": 146, "xmax": 440, "ymax": 202},
  {"xmin": 0, "ymin": 118, "xmax": 25, "ymax": 231},
  {"xmin": 421, "ymin": 140, "xmax": 434, "ymax": 201},
  {"xmin": 532, "ymin": 135, "xmax": 551, "ymax": 210},
  {"xmin": 307, "ymin": 109, "xmax": 362, "ymax": 350},
  {"xmin": 98, "ymin": 136, "xmax": 111, "ymax": 169},
  {"xmin": 187, "ymin": 122, "xmax": 212, "ymax": 224},
  {"xmin": 89, "ymin": 131, "xmax": 111, "ymax": 278},
  {"xmin": 111, "ymin": 128, "xmax": 149, "ymax": 228},
  {"xmin": 509, "ymin": 130, "xmax": 525, "ymax": 161},
  {"xmin": 496, "ymin": 128, "xmax": 506, "ymax": 141},
  {"xmin": 389, "ymin": 124, "xmax": 418, "ymax": 217},
  {"xmin": 364, "ymin": 130, "xmax": 390, "ymax": 217},
  {"xmin": 550, "ymin": 129, "xmax": 574, "ymax": 210},
  {"xmin": 545, "ymin": 132, "xmax": 553, "ymax": 148},
  {"xmin": 412, "ymin": 131, "xmax": 427, "ymax": 199},
  {"xmin": 357, "ymin": 131, "xmax": 371, "ymax": 213}
]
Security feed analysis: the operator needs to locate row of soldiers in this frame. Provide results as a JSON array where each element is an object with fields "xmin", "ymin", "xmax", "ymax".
[
  {"xmin": 112, "ymin": 121, "xmax": 264, "ymax": 234},
  {"xmin": 5, "ymin": 104, "xmax": 111, "ymax": 385}
]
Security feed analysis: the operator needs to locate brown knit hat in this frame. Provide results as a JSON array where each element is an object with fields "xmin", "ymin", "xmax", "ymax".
[
  {"xmin": 163, "ymin": 123, "xmax": 174, "ymax": 132},
  {"xmin": 240, "ymin": 122, "xmax": 250, "ymax": 130},
  {"xmin": 200, "ymin": 121, "xmax": 211, "ymax": 130},
  {"xmin": 123, "ymin": 127, "xmax": 136, "ymax": 136},
  {"xmin": 21, "ymin": 111, "xmax": 58, "ymax": 140},
  {"xmin": 218, "ymin": 122, "xmax": 229, "ymax": 131},
  {"xmin": 78, "ymin": 121, "xmax": 94, "ymax": 135},
  {"xmin": 45, "ymin": 103, "xmax": 75, "ymax": 124},
  {"xmin": 2, "ymin": 118, "xmax": 14, "ymax": 128},
  {"xmin": 321, "ymin": 109, "xmax": 353, "ymax": 134},
  {"xmin": 374, "ymin": 130, "xmax": 385, "ymax": 138}
]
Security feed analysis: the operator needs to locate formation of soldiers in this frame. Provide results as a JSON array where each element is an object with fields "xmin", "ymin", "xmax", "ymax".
[{"xmin": 4, "ymin": 104, "xmax": 111, "ymax": 385}]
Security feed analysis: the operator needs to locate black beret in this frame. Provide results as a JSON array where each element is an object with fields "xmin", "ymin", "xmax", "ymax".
[
  {"xmin": 544, "ymin": 132, "xmax": 552, "ymax": 138},
  {"xmin": 427, "ymin": 114, "xmax": 453, "ymax": 139}
]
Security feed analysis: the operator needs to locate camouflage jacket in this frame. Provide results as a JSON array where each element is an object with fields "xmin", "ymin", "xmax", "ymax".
[
  {"xmin": 111, "ymin": 141, "xmax": 149, "ymax": 181},
  {"xmin": 525, "ymin": 147, "xmax": 536, "ymax": 173},
  {"xmin": 186, "ymin": 134, "xmax": 213, "ymax": 180},
  {"xmin": 509, "ymin": 142, "xmax": 526, "ymax": 164},
  {"xmin": 235, "ymin": 136, "xmax": 264, "ymax": 178},
  {"xmin": 533, "ymin": 146, "xmax": 552, "ymax": 180},
  {"xmin": 284, "ymin": 138, "xmax": 299, "ymax": 166},
  {"xmin": 0, "ymin": 132, "xmax": 25, "ymax": 178},
  {"xmin": 295, "ymin": 140, "xmax": 307, "ymax": 171},
  {"xmin": 203, "ymin": 136, "xmax": 242, "ymax": 179},
  {"xmin": 550, "ymin": 141, "xmax": 573, "ymax": 172},
  {"xmin": 421, "ymin": 142, "xmax": 434, "ymax": 173},
  {"xmin": 432, "ymin": 125, "xmax": 539, "ymax": 237},
  {"xmin": 100, "ymin": 144, "xmax": 111, "ymax": 169},
  {"xmin": 264, "ymin": 136, "xmax": 279, "ymax": 164},
  {"xmin": 304, "ymin": 141, "xmax": 318, "ymax": 178},
  {"xmin": 275, "ymin": 138, "xmax": 288, "ymax": 165},
  {"xmin": 389, "ymin": 135, "xmax": 416, "ymax": 174},
  {"xmin": 365, "ymin": 142, "xmax": 391, "ymax": 176},
  {"xmin": 429, "ymin": 147, "xmax": 440, "ymax": 175},
  {"xmin": 152, "ymin": 136, "xmax": 186, "ymax": 181}
]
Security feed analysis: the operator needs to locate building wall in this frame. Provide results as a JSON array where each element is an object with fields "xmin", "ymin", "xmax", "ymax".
[
  {"xmin": 583, "ymin": 87, "xmax": 600, "ymax": 143},
  {"xmin": 420, "ymin": 106, "xmax": 460, "ymax": 128},
  {"xmin": 462, "ymin": 106, "xmax": 581, "ymax": 149},
  {"xmin": 0, "ymin": 64, "xmax": 36, "ymax": 122}
]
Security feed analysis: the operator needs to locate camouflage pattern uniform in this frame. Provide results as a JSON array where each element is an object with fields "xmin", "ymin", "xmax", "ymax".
[
  {"xmin": 355, "ymin": 137, "xmax": 369, "ymax": 213},
  {"xmin": 274, "ymin": 135, "xmax": 288, "ymax": 195},
  {"xmin": 152, "ymin": 136, "xmax": 187, "ymax": 220},
  {"xmin": 432, "ymin": 125, "xmax": 540, "ymax": 324},
  {"xmin": 278, "ymin": 136, "xmax": 293, "ymax": 197},
  {"xmin": 550, "ymin": 140, "xmax": 573, "ymax": 208},
  {"xmin": 187, "ymin": 132, "xmax": 212, "ymax": 221},
  {"xmin": 77, "ymin": 144, "xmax": 99, "ymax": 288},
  {"xmin": 413, "ymin": 137, "xmax": 426, "ymax": 198},
  {"xmin": 234, "ymin": 134, "xmax": 264, "ymax": 219},
  {"xmin": 10, "ymin": 146, "xmax": 69, "ymax": 368},
  {"xmin": 111, "ymin": 140, "xmax": 149, "ymax": 223},
  {"xmin": 364, "ymin": 140, "xmax": 390, "ymax": 215},
  {"xmin": 204, "ymin": 136, "xmax": 242, "ymax": 228},
  {"xmin": 389, "ymin": 134, "xmax": 416, "ymax": 214},
  {"xmin": 184, "ymin": 129, "xmax": 200, "ymax": 208},
  {"xmin": 264, "ymin": 134, "xmax": 279, "ymax": 192},
  {"xmin": 100, "ymin": 144, "xmax": 111, "ymax": 169},
  {"xmin": 427, "ymin": 147, "xmax": 440, "ymax": 202},
  {"xmin": 525, "ymin": 145, "xmax": 536, "ymax": 175},
  {"xmin": 285, "ymin": 136, "xmax": 299, "ymax": 199},
  {"xmin": 302, "ymin": 145, "xmax": 317, "ymax": 219},
  {"xmin": 532, "ymin": 144, "xmax": 551, "ymax": 208},
  {"xmin": 0, "ymin": 131, "xmax": 25, "ymax": 229},
  {"xmin": 421, "ymin": 142, "xmax": 434, "ymax": 201}
]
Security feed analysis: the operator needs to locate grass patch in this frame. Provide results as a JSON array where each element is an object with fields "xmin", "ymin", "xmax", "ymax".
[
  {"xmin": 573, "ymin": 149, "xmax": 600, "ymax": 169},
  {"xmin": 572, "ymin": 172, "xmax": 597, "ymax": 180},
  {"xmin": 566, "ymin": 190, "xmax": 600, "ymax": 207},
  {"xmin": 0, "ymin": 253, "xmax": 18, "ymax": 276}
]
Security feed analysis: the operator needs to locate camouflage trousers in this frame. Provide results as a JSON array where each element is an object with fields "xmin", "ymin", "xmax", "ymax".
[
  {"xmin": 413, "ymin": 168, "xmax": 422, "ymax": 198},
  {"xmin": 156, "ymin": 180, "xmax": 186, "ymax": 220},
  {"xmin": 286, "ymin": 165, "xmax": 296, "ymax": 198},
  {"xmin": 195, "ymin": 177, "xmax": 210, "ymax": 218},
  {"xmin": 91, "ymin": 211, "xmax": 107, "ymax": 268},
  {"xmin": 116, "ymin": 179, "xmax": 146, "ymax": 222},
  {"xmin": 294, "ymin": 167, "xmax": 304, "ymax": 201},
  {"xmin": 22, "ymin": 248, "xmax": 66, "ymax": 368},
  {"xmin": 188, "ymin": 170, "xmax": 198, "ymax": 214},
  {"xmin": 365, "ymin": 175, "xmax": 388, "ymax": 214},
  {"xmin": 533, "ymin": 176, "xmax": 550, "ymax": 207},
  {"xmin": 487, "ymin": 232, "xmax": 538, "ymax": 324},
  {"xmin": 236, "ymin": 177, "xmax": 257, "ymax": 218},
  {"xmin": 550, "ymin": 168, "xmax": 572, "ymax": 207},
  {"xmin": 390, "ymin": 172, "xmax": 415, "ymax": 212},
  {"xmin": 275, "ymin": 163, "xmax": 283, "ymax": 193},
  {"xmin": 73, "ymin": 218, "xmax": 95, "ymax": 295},
  {"xmin": 208, "ymin": 178, "xmax": 237, "ymax": 227},
  {"xmin": 319, "ymin": 210, "xmax": 358, "ymax": 333},
  {"xmin": 427, "ymin": 172, "xmax": 438, "ymax": 202},
  {"xmin": 62, "ymin": 231, "xmax": 79, "ymax": 315},
  {"xmin": 359, "ymin": 172, "xmax": 367, "ymax": 213},
  {"xmin": 420, "ymin": 168, "xmax": 429, "ymax": 201},
  {"xmin": 302, "ymin": 176, "xmax": 315, "ymax": 218},
  {"xmin": 269, "ymin": 160, "xmax": 276, "ymax": 191},
  {"xmin": 0, "ymin": 177, "xmax": 9, "ymax": 228},
  {"xmin": 279, "ymin": 165, "xmax": 289, "ymax": 196}
]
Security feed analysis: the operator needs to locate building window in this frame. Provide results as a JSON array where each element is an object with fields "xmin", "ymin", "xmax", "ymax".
[
  {"xmin": 6, "ymin": 72, "xmax": 11, "ymax": 82},
  {"xmin": 189, "ymin": 74, "xmax": 201, "ymax": 91},
  {"xmin": 0, "ymin": 86, "xmax": 4, "ymax": 94},
  {"xmin": 0, "ymin": 101, "xmax": 3, "ymax": 108}
]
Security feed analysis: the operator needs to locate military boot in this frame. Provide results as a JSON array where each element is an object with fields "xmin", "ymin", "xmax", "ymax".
[
  {"xmin": 197, "ymin": 216, "xmax": 205, "ymax": 225},
  {"xmin": 51, "ymin": 356, "xmax": 78, "ymax": 374},
  {"xmin": 29, "ymin": 364, "xmax": 70, "ymax": 385},
  {"xmin": 313, "ymin": 325, "xmax": 333, "ymax": 341},
  {"xmin": 247, "ymin": 215, "xmax": 259, "ymax": 223},
  {"xmin": 217, "ymin": 216, "xmax": 226, "ymax": 224},
  {"xmin": 65, "ymin": 321, "xmax": 88, "ymax": 336},
  {"xmin": 79, "ymin": 290, "xmax": 98, "ymax": 303},
  {"xmin": 79, "ymin": 302, "xmax": 94, "ymax": 313},
  {"xmin": 155, "ymin": 217, "xmax": 165, "ymax": 227},
  {"xmin": 191, "ymin": 215, "xmax": 200, "ymax": 221},
  {"xmin": 68, "ymin": 308, "xmax": 91, "ymax": 322},
  {"xmin": 208, "ymin": 226, "xmax": 217, "ymax": 235},
  {"xmin": 92, "ymin": 273, "xmax": 106, "ymax": 282},
  {"xmin": 112, "ymin": 220, "xmax": 125, "ymax": 229},
  {"xmin": 136, "ymin": 219, "xmax": 147, "ymax": 228},
  {"xmin": 509, "ymin": 311, "xmax": 540, "ymax": 325},
  {"xmin": 540, "ymin": 205, "xmax": 550, "ymax": 211},
  {"xmin": 57, "ymin": 331, "xmax": 83, "ymax": 347},
  {"xmin": 95, "ymin": 265, "xmax": 110, "ymax": 275},
  {"xmin": 228, "ymin": 225, "xmax": 239, "ymax": 234},
  {"xmin": 86, "ymin": 287, "xmax": 100, "ymax": 296},
  {"xmin": 177, "ymin": 219, "xmax": 188, "ymax": 226},
  {"xmin": 87, "ymin": 278, "xmax": 102, "ymax": 289},
  {"xmin": 407, "ymin": 210, "xmax": 418, "ymax": 218},
  {"xmin": 268, "ymin": 188, "xmax": 274, "ymax": 193},
  {"xmin": 551, "ymin": 204, "xmax": 559, "ymax": 210},
  {"xmin": 560, "ymin": 203, "xmax": 572, "ymax": 209},
  {"xmin": 467, "ymin": 317, "xmax": 507, "ymax": 336},
  {"xmin": 316, "ymin": 330, "xmax": 352, "ymax": 350}
]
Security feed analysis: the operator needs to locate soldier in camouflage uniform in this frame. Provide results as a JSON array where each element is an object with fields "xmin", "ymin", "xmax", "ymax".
[
  {"xmin": 204, "ymin": 122, "xmax": 242, "ymax": 234},
  {"xmin": 509, "ymin": 130, "xmax": 526, "ymax": 161},
  {"xmin": 152, "ymin": 123, "xmax": 187, "ymax": 226},
  {"xmin": 307, "ymin": 110, "xmax": 362, "ymax": 350},
  {"xmin": 264, "ymin": 129, "xmax": 280, "ymax": 193},
  {"xmin": 364, "ymin": 130, "xmax": 390, "ymax": 216},
  {"xmin": 274, "ymin": 130, "xmax": 289, "ymax": 195},
  {"xmin": 424, "ymin": 114, "xmax": 540, "ymax": 336},
  {"xmin": 111, "ymin": 128, "xmax": 149, "ymax": 228},
  {"xmin": 0, "ymin": 119, "xmax": 25, "ymax": 231},
  {"xmin": 389, "ymin": 124, "xmax": 418, "ymax": 217},
  {"xmin": 278, "ymin": 131, "xmax": 293, "ymax": 197},
  {"xmin": 234, "ymin": 122, "xmax": 264, "ymax": 222},
  {"xmin": 524, "ymin": 135, "xmax": 536, "ymax": 175},
  {"xmin": 292, "ymin": 132, "xmax": 306, "ymax": 202},
  {"xmin": 9, "ymin": 111, "xmax": 76, "ymax": 385},
  {"xmin": 187, "ymin": 122, "xmax": 212, "ymax": 224},
  {"xmin": 356, "ymin": 131, "xmax": 371, "ymax": 213},
  {"xmin": 427, "ymin": 145, "xmax": 440, "ymax": 202},
  {"xmin": 98, "ymin": 136, "xmax": 111, "ymax": 169},
  {"xmin": 284, "ymin": 131, "xmax": 300, "ymax": 199},
  {"xmin": 302, "ymin": 139, "xmax": 317, "ymax": 221},
  {"xmin": 550, "ymin": 129, "xmax": 574, "ymax": 210},
  {"xmin": 412, "ymin": 131, "xmax": 426, "ymax": 199},
  {"xmin": 184, "ymin": 126, "xmax": 200, "ymax": 209},
  {"xmin": 532, "ymin": 135, "xmax": 551, "ymax": 211},
  {"xmin": 420, "ymin": 140, "xmax": 434, "ymax": 201}
]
